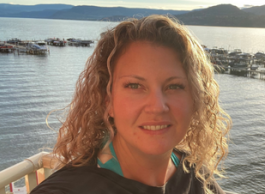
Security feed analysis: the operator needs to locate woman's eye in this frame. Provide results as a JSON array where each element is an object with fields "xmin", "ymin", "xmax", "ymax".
[
  {"xmin": 125, "ymin": 83, "xmax": 140, "ymax": 89},
  {"xmin": 168, "ymin": 84, "xmax": 185, "ymax": 90}
]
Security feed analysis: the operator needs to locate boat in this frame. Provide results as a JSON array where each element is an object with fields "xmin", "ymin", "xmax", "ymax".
[
  {"xmin": 250, "ymin": 65, "xmax": 259, "ymax": 70},
  {"xmin": 15, "ymin": 41, "xmax": 49, "ymax": 55},
  {"xmin": 44, "ymin": 38, "xmax": 66, "ymax": 46},
  {"xmin": 229, "ymin": 58, "xmax": 250, "ymax": 68},
  {"xmin": 236, "ymin": 52, "xmax": 253, "ymax": 60},
  {"xmin": 228, "ymin": 49, "xmax": 242, "ymax": 59},
  {"xmin": 250, "ymin": 58, "xmax": 265, "ymax": 71},
  {"xmin": 209, "ymin": 47, "xmax": 229, "ymax": 67},
  {"xmin": 6, "ymin": 38, "xmax": 21, "ymax": 44},
  {"xmin": 257, "ymin": 67, "xmax": 265, "ymax": 72},
  {"xmin": 35, "ymin": 41, "xmax": 49, "ymax": 51},
  {"xmin": 15, "ymin": 41, "xmax": 30, "ymax": 53},
  {"xmin": 44, "ymin": 38, "xmax": 54, "ymax": 44},
  {"xmin": 0, "ymin": 43, "xmax": 14, "ymax": 53},
  {"xmin": 26, "ymin": 41, "xmax": 49, "ymax": 54},
  {"xmin": 210, "ymin": 48, "xmax": 228, "ymax": 57},
  {"xmin": 254, "ymin": 51, "xmax": 265, "ymax": 60},
  {"xmin": 67, "ymin": 38, "xmax": 94, "ymax": 46}
]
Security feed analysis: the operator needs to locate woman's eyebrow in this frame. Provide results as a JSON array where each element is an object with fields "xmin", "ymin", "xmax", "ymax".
[
  {"xmin": 118, "ymin": 75, "xmax": 145, "ymax": 80},
  {"xmin": 166, "ymin": 76, "xmax": 187, "ymax": 81},
  {"xmin": 118, "ymin": 75, "xmax": 187, "ymax": 81}
]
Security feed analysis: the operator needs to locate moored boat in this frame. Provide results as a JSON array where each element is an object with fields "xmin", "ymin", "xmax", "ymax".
[
  {"xmin": 45, "ymin": 38, "xmax": 66, "ymax": 46},
  {"xmin": 6, "ymin": 38, "xmax": 21, "ymax": 45},
  {"xmin": 228, "ymin": 49, "xmax": 242, "ymax": 59},
  {"xmin": 26, "ymin": 41, "xmax": 49, "ymax": 54},
  {"xmin": 254, "ymin": 51, "xmax": 265, "ymax": 60},
  {"xmin": 0, "ymin": 43, "xmax": 14, "ymax": 53},
  {"xmin": 67, "ymin": 38, "xmax": 94, "ymax": 46},
  {"xmin": 250, "ymin": 64, "xmax": 259, "ymax": 70}
]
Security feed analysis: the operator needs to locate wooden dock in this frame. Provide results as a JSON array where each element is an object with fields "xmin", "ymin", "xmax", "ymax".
[
  {"xmin": 0, "ymin": 42, "xmax": 25, "ymax": 52},
  {"xmin": 215, "ymin": 65, "xmax": 265, "ymax": 79},
  {"xmin": 229, "ymin": 67, "xmax": 265, "ymax": 79},
  {"xmin": 0, "ymin": 41, "xmax": 49, "ymax": 55}
]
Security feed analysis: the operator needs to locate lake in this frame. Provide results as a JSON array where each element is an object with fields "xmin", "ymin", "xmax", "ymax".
[{"xmin": 0, "ymin": 17, "xmax": 265, "ymax": 194}]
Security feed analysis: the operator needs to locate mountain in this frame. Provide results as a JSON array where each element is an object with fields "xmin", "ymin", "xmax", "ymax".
[
  {"xmin": 0, "ymin": 3, "xmax": 73, "ymax": 11},
  {"xmin": 50, "ymin": 6, "xmax": 189, "ymax": 21},
  {"xmin": 2, "ymin": 10, "xmax": 59, "ymax": 18},
  {"xmin": 243, "ymin": 5, "xmax": 265, "ymax": 16},
  {"xmin": 175, "ymin": 4, "xmax": 265, "ymax": 28},
  {"xmin": 0, "ymin": 3, "xmax": 265, "ymax": 28},
  {"xmin": 0, "ymin": 4, "xmax": 73, "ymax": 17}
]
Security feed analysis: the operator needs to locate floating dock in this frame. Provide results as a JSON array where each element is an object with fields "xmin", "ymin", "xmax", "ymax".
[
  {"xmin": 229, "ymin": 67, "xmax": 265, "ymax": 79},
  {"xmin": 0, "ymin": 41, "xmax": 49, "ymax": 55},
  {"xmin": 0, "ymin": 43, "xmax": 15, "ymax": 53}
]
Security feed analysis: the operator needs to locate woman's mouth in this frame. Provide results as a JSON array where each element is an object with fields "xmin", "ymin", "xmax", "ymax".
[{"xmin": 140, "ymin": 125, "xmax": 170, "ymax": 131}]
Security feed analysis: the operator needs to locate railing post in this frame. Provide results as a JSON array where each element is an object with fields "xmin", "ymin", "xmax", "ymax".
[
  {"xmin": 36, "ymin": 168, "xmax": 44, "ymax": 184},
  {"xmin": 44, "ymin": 168, "xmax": 53, "ymax": 179},
  {"xmin": 0, "ymin": 187, "xmax": 5, "ymax": 194},
  {"xmin": 25, "ymin": 172, "xmax": 38, "ymax": 193},
  {"xmin": 37, "ymin": 168, "xmax": 53, "ymax": 184}
]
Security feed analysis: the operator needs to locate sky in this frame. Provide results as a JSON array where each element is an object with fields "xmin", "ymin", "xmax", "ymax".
[{"xmin": 0, "ymin": 0, "xmax": 264, "ymax": 10}]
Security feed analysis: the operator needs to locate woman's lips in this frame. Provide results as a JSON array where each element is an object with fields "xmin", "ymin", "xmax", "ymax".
[
  {"xmin": 140, "ymin": 125, "xmax": 170, "ymax": 131},
  {"xmin": 139, "ymin": 122, "xmax": 172, "ymax": 134}
]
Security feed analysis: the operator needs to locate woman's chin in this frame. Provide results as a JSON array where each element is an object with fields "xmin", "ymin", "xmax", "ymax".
[{"xmin": 134, "ymin": 143, "xmax": 176, "ymax": 157}]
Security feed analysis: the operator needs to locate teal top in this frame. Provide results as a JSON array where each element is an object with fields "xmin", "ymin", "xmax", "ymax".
[{"xmin": 97, "ymin": 142, "xmax": 180, "ymax": 177}]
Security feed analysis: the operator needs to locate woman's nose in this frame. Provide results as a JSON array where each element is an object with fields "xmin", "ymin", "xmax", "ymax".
[{"xmin": 144, "ymin": 90, "xmax": 169, "ymax": 114}]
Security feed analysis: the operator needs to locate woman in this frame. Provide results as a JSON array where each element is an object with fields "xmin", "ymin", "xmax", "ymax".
[{"xmin": 31, "ymin": 15, "xmax": 231, "ymax": 194}]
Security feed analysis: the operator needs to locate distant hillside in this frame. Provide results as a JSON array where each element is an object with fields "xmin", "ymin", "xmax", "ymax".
[
  {"xmin": 50, "ymin": 6, "xmax": 189, "ymax": 21},
  {"xmin": 243, "ymin": 5, "xmax": 265, "ymax": 16},
  {"xmin": 2, "ymin": 10, "xmax": 59, "ymax": 18},
  {"xmin": 176, "ymin": 4, "xmax": 265, "ymax": 28},
  {"xmin": 0, "ymin": 4, "xmax": 73, "ymax": 16},
  {"xmin": 0, "ymin": 3, "xmax": 73, "ymax": 11},
  {"xmin": 0, "ymin": 3, "xmax": 265, "ymax": 28}
]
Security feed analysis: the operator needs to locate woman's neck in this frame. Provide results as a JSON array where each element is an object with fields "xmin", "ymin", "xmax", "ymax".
[{"xmin": 112, "ymin": 138, "xmax": 177, "ymax": 187}]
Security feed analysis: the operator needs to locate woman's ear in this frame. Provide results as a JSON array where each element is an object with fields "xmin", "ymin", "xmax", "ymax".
[
  {"xmin": 106, "ymin": 97, "xmax": 114, "ymax": 118},
  {"xmin": 108, "ymin": 103, "xmax": 114, "ymax": 118}
]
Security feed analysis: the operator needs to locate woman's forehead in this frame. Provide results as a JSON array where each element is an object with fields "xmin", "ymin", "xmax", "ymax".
[
  {"xmin": 115, "ymin": 41, "xmax": 181, "ymax": 62},
  {"xmin": 112, "ymin": 41, "xmax": 187, "ymax": 81}
]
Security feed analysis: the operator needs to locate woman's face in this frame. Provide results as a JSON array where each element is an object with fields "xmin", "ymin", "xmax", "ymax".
[{"xmin": 110, "ymin": 41, "xmax": 194, "ymax": 156}]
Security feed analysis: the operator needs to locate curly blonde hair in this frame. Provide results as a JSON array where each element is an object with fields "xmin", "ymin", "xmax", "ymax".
[{"xmin": 52, "ymin": 15, "xmax": 231, "ymax": 194}]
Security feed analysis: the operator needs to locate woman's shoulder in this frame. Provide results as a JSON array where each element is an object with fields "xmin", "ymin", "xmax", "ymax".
[
  {"xmin": 32, "ymin": 163, "xmax": 163, "ymax": 194},
  {"xmin": 30, "ymin": 165, "xmax": 126, "ymax": 194},
  {"xmin": 30, "ymin": 151, "xmax": 226, "ymax": 194},
  {"xmin": 172, "ymin": 149, "xmax": 226, "ymax": 194}
]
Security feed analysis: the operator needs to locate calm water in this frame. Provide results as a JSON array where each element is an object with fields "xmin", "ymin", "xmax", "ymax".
[{"xmin": 0, "ymin": 18, "xmax": 265, "ymax": 194}]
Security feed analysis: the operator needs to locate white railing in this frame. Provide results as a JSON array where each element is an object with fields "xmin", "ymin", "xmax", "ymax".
[{"xmin": 0, "ymin": 152, "xmax": 56, "ymax": 194}]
